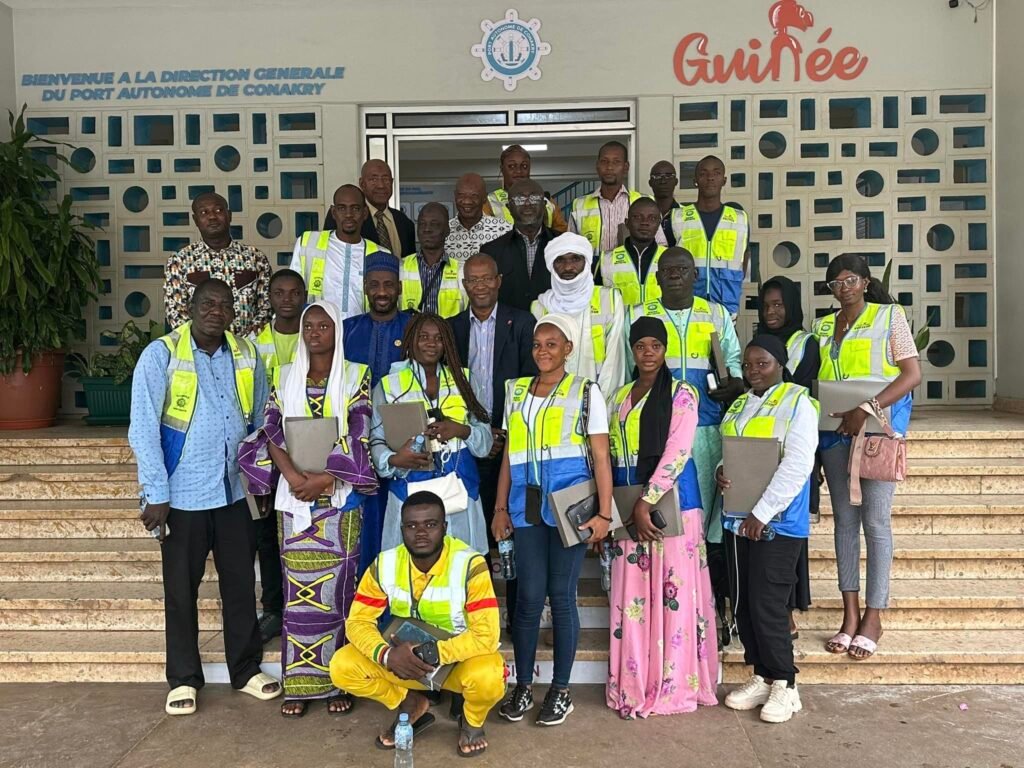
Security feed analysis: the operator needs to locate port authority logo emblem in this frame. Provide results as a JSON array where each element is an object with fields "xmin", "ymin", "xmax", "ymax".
[{"xmin": 472, "ymin": 9, "xmax": 551, "ymax": 91}]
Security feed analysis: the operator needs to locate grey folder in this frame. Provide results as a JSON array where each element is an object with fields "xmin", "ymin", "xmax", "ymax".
[
  {"xmin": 383, "ymin": 616, "xmax": 455, "ymax": 691},
  {"xmin": 549, "ymin": 479, "xmax": 624, "ymax": 548},
  {"xmin": 612, "ymin": 483, "xmax": 682, "ymax": 541},
  {"xmin": 814, "ymin": 380, "xmax": 891, "ymax": 432},
  {"xmin": 379, "ymin": 402, "xmax": 429, "ymax": 451},
  {"xmin": 283, "ymin": 416, "xmax": 339, "ymax": 473},
  {"xmin": 721, "ymin": 436, "xmax": 781, "ymax": 517}
]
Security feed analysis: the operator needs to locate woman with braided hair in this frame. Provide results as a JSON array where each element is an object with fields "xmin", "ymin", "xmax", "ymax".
[{"xmin": 369, "ymin": 312, "xmax": 495, "ymax": 554}]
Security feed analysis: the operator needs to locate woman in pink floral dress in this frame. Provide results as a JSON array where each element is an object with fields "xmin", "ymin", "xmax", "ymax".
[{"xmin": 605, "ymin": 317, "xmax": 719, "ymax": 718}]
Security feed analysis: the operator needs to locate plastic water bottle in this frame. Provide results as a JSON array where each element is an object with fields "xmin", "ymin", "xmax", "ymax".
[
  {"xmin": 498, "ymin": 538, "xmax": 516, "ymax": 580},
  {"xmin": 394, "ymin": 713, "xmax": 414, "ymax": 768},
  {"xmin": 722, "ymin": 517, "xmax": 776, "ymax": 541},
  {"xmin": 410, "ymin": 434, "xmax": 426, "ymax": 454},
  {"xmin": 599, "ymin": 541, "xmax": 613, "ymax": 592}
]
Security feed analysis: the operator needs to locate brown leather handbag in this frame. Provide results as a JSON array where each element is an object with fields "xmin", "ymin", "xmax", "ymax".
[{"xmin": 848, "ymin": 402, "xmax": 907, "ymax": 505}]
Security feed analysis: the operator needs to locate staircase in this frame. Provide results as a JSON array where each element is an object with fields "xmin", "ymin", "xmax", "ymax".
[{"xmin": 1, "ymin": 411, "xmax": 1022, "ymax": 685}]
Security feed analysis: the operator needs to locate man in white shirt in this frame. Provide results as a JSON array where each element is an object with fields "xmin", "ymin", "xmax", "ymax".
[{"xmin": 290, "ymin": 184, "xmax": 389, "ymax": 320}]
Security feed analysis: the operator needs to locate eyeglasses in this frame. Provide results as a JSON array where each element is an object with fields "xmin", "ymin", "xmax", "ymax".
[
  {"xmin": 463, "ymin": 276, "xmax": 498, "ymax": 287},
  {"xmin": 741, "ymin": 361, "xmax": 775, "ymax": 371},
  {"xmin": 650, "ymin": 173, "xmax": 677, "ymax": 181},
  {"xmin": 511, "ymin": 194, "xmax": 545, "ymax": 206},
  {"xmin": 826, "ymin": 276, "xmax": 863, "ymax": 292}
]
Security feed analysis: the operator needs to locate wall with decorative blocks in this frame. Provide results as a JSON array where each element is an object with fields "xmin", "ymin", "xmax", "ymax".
[
  {"xmin": 674, "ymin": 91, "xmax": 993, "ymax": 405},
  {"xmin": 25, "ymin": 108, "xmax": 324, "ymax": 411}
]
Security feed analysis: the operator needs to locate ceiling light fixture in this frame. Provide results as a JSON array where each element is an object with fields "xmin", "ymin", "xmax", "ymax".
[{"xmin": 502, "ymin": 144, "xmax": 548, "ymax": 152}]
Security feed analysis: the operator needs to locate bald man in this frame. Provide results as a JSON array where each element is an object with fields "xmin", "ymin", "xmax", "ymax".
[
  {"xmin": 323, "ymin": 160, "xmax": 416, "ymax": 256},
  {"xmin": 445, "ymin": 173, "xmax": 511, "ymax": 261}
]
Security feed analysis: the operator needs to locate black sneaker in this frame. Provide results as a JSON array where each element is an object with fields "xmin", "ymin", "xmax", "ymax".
[
  {"xmin": 536, "ymin": 687, "xmax": 573, "ymax": 726},
  {"xmin": 258, "ymin": 611, "xmax": 282, "ymax": 644},
  {"xmin": 498, "ymin": 684, "xmax": 533, "ymax": 722}
]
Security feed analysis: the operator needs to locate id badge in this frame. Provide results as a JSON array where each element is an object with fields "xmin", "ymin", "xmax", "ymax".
[{"xmin": 525, "ymin": 484, "xmax": 543, "ymax": 525}]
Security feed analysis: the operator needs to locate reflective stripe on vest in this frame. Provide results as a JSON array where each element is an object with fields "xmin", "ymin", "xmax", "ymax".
[
  {"xmin": 252, "ymin": 323, "xmax": 296, "ymax": 390},
  {"xmin": 813, "ymin": 303, "xmax": 901, "ymax": 382},
  {"xmin": 489, "ymin": 189, "xmax": 555, "ymax": 227},
  {"xmin": 298, "ymin": 231, "xmax": 380, "ymax": 303},
  {"xmin": 399, "ymin": 254, "xmax": 466, "ymax": 318},
  {"xmin": 571, "ymin": 189, "xmax": 643, "ymax": 252},
  {"xmin": 785, "ymin": 329, "xmax": 814, "ymax": 375},
  {"xmin": 531, "ymin": 287, "xmax": 617, "ymax": 365},
  {"xmin": 377, "ymin": 537, "xmax": 476, "ymax": 633},
  {"xmin": 159, "ymin": 322, "xmax": 256, "ymax": 475},
  {"xmin": 380, "ymin": 364, "xmax": 469, "ymax": 430},
  {"xmin": 679, "ymin": 205, "xmax": 747, "ymax": 312},
  {"xmin": 598, "ymin": 244, "xmax": 667, "ymax": 306}
]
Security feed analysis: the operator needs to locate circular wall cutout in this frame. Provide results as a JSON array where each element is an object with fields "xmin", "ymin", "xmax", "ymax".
[
  {"xmin": 926, "ymin": 340, "xmax": 955, "ymax": 368},
  {"xmin": 124, "ymin": 291, "xmax": 151, "ymax": 318},
  {"xmin": 772, "ymin": 241, "xmax": 801, "ymax": 269},
  {"xmin": 911, "ymin": 128, "xmax": 939, "ymax": 156},
  {"xmin": 70, "ymin": 147, "xmax": 95, "ymax": 173},
  {"xmin": 926, "ymin": 223, "xmax": 954, "ymax": 251},
  {"xmin": 123, "ymin": 186, "xmax": 149, "ymax": 213},
  {"xmin": 759, "ymin": 131, "xmax": 787, "ymax": 159},
  {"xmin": 256, "ymin": 212, "xmax": 282, "ymax": 239},
  {"xmin": 214, "ymin": 145, "xmax": 241, "ymax": 172},
  {"xmin": 856, "ymin": 170, "xmax": 884, "ymax": 197}
]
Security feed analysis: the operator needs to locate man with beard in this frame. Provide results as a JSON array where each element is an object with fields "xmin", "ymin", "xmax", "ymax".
[
  {"xmin": 445, "ymin": 172, "xmax": 511, "ymax": 261},
  {"xmin": 484, "ymin": 144, "xmax": 568, "ymax": 233},
  {"xmin": 330, "ymin": 491, "xmax": 503, "ymax": 758},
  {"xmin": 399, "ymin": 202, "xmax": 466, "ymax": 318},
  {"xmin": 595, "ymin": 196, "xmax": 669, "ymax": 306},
  {"xmin": 163, "ymin": 192, "xmax": 272, "ymax": 337},
  {"xmin": 569, "ymin": 141, "xmax": 642, "ymax": 254}
]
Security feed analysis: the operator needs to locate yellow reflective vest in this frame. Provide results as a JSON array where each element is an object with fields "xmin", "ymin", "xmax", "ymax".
[{"xmin": 399, "ymin": 254, "xmax": 467, "ymax": 318}]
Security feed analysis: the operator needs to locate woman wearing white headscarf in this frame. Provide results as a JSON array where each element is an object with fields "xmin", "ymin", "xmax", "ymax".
[
  {"xmin": 240, "ymin": 300, "xmax": 377, "ymax": 718},
  {"xmin": 532, "ymin": 232, "xmax": 626, "ymax": 397}
]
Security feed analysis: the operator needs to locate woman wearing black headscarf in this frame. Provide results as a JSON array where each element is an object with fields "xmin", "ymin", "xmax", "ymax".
[
  {"xmin": 604, "ymin": 317, "xmax": 718, "ymax": 719},
  {"xmin": 757, "ymin": 276, "xmax": 820, "ymax": 389}
]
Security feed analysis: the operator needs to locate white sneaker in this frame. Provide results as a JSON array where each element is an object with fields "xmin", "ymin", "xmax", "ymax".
[
  {"xmin": 724, "ymin": 674, "xmax": 771, "ymax": 710},
  {"xmin": 759, "ymin": 680, "xmax": 802, "ymax": 723}
]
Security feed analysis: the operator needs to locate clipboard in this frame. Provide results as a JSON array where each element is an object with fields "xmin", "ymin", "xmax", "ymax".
[
  {"xmin": 549, "ymin": 480, "xmax": 623, "ymax": 548},
  {"xmin": 384, "ymin": 616, "xmax": 455, "ymax": 690},
  {"xmin": 814, "ymin": 380, "xmax": 891, "ymax": 432},
  {"xmin": 283, "ymin": 416, "xmax": 339, "ymax": 473},
  {"xmin": 721, "ymin": 435, "xmax": 780, "ymax": 517},
  {"xmin": 612, "ymin": 483, "xmax": 682, "ymax": 541},
  {"xmin": 379, "ymin": 402, "xmax": 429, "ymax": 451},
  {"xmin": 709, "ymin": 331, "xmax": 728, "ymax": 380}
]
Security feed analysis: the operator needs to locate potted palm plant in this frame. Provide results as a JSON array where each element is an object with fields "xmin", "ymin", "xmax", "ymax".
[{"xmin": 0, "ymin": 106, "xmax": 102, "ymax": 429}]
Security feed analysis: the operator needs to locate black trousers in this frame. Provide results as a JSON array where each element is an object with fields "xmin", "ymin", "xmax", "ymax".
[
  {"xmin": 162, "ymin": 500, "xmax": 264, "ymax": 690},
  {"xmin": 728, "ymin": 531, "xmax": 804, "ymax": 685},
  {"xmin": 477, "ymin": 455, "xmax": 517, "ymax": 627},
  {"xmin": 253, "ymin": 506, "xmax": 282, "ymax": 613}
]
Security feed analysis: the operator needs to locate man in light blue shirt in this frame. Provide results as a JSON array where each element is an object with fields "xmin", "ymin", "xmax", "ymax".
[{"xmin": 129, "ymin": 278, "xmax": 280, "ymax": 716}]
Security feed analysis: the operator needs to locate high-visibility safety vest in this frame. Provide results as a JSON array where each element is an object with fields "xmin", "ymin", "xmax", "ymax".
[
  {"xmin": 377, "ymin": 536, "xmax": 479, "ymax": 633},
  {"xmin": 296, "ymin": 230, "xmax": 382, "ymax": 304},
  {"xmin": 158, "ymin": 322, "xmax": 257, "ymax": 476},
  {"xmin": 598, "ymin": 243, "xmax": 668, "ymax": 306},
  {"xmin": 813, "ymin": 302, "xmax": 912, "ymax": 435},
  {"xmin": 628, "ymin": 297, "xmax": 732, "ymax": 427},
  {"xmin": 488, "ymin": 188, "xmax": 557, "ymax": 228},
  {"xmin": 504, "ymin": 374, "xmax": 593, "ymax": 529},
  {"xmin": 399, "ymin": 254, "xmax": 467, "ymax": 319},
  {"xmin": 720, "ymin": 382, "xmax": 819, "ymax": 538},
  {"xmin": 571, "ymin": 189, "xmax": 644, "ymax": 253},
  {"xmin": 679, "ymin": 204, "xmax": 748, "ymax": 315},
  {"xmin": 785, "ymin": 329, "xmax": 814, "ymax": 376},
  {"xmin": 662, "ymin": 206, "xmax": 686, "ymax": 246},
  {"xmin": 251, "ymin": 322, "xmax": 297, "ymax": 390},
  {"xmin": 277, "ymin": 360, "xmax": 369, "ymax": 423},
  {"xmin": 531, "ymin": 286, "xmax": 619, "ymax": 366},
  {"xmin": 608, "ymin": 379, "xmax": 702, "ymax": 515}
]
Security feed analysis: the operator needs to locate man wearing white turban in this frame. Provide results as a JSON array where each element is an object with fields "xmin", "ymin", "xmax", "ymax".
[{"xmin": 532, "ymin": 232, "xmax": 625, "ymax": 397}]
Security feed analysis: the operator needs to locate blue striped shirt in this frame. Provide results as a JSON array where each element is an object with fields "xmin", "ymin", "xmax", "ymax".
[{"xmin": 468, "ymin": 306, "xmax": 498, "ymax": 418}]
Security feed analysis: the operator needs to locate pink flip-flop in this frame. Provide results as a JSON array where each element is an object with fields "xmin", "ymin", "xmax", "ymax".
[
  {"xmin": 848, "ymin": 634, "xmax": 879, "ymax": 660},
  {"xmin": 825, "ymin": 632, "xmax": 852, "ymax": 654}
]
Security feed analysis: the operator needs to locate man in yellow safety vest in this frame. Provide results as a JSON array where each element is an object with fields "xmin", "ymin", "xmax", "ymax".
[
  {"xmin": 399, "ymin": 202, "xmax": 467, "ymax": 318},
  {"xmin": 570, "ymin": 140, "xmax": 643, "ymax": 254},
  {"xmin": 485, "ymin": 144, "xmax": 568, "ymax": 233}
]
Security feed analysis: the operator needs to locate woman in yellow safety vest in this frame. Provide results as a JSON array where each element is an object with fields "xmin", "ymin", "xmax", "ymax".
[
  {"xmin": 492, "ymin": 313, "xmax": 614, "ymax": 727},
  {"xmin": 815, "ymin": 255, "xmax": 921, "ymax": 661}
]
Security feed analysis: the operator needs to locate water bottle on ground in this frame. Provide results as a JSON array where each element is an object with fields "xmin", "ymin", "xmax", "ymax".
[
  {"xmin": 722, "ymin": 517, "xmax": 776, "ymax": 541},
  {"xmin": 498, "ymin": 538, "xmax": 516, "ymax": 580},
  {"xmin": 394, "ymin": 713, "xmax": 414, "ymax": 768},
  {"xmin": 599, "ymin": 540, "xmax": 613, "ymax": 592}
]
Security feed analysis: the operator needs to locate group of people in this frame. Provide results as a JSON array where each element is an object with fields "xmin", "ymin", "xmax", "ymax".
[{"xmin": 130, "ymin": 141, "xmax": 922, "ymax": 756}]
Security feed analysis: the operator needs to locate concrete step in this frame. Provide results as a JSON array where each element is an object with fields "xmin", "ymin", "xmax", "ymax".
[
  {"xmin": 817, "ymin": 494, "xmax": 1024, "ymax": 535},
  {"xmin": 0, "ymin": 465, "xmax": 137, "ymax": 501},
  {"xmin": 0, "ymin": 538, "xmax": 201, "ymax": 582},
  {"xmin": 0, "ymin": 431, "xmax": 133, "ymax": 466},
  {"xmin": 1, "ymin": 627, "xmax": 1020, "ymax": 685},
  {"xmin": 891, "ymin": 458, "xmax": 1024, "ymax": 495},
  {"xmin": 0, "ymin": 500, "xmax": 145, "ymax": 539}
]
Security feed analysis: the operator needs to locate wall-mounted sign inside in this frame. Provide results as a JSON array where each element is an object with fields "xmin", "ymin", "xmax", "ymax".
[
  {"xmin": 471, "ymin": 9, "xmax": 551, "ymax": 92},
  {"xmin": 673, "ymin": 0, "xmax": 868, "ymax": 86}
]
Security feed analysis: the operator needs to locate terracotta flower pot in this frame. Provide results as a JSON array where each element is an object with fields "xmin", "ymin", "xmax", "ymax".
[{"xmin": 0, "ymin": 351, "xmax": 66, "ymax": 430}]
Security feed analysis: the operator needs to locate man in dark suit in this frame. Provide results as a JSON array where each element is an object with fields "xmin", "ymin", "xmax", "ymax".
[
  {"xmin": 480, "ymin": 179, "xmax": 557, "ymax": 312},
  {"xmin": 323, "ymin": 160, "xmax": 416, "ymax": 257},
  {"xmin": 452, "ymin": 252, "xmax": 537, "ymax": 629}
]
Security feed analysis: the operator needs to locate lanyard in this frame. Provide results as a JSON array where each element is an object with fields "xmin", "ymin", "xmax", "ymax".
[
  {"xmin": 408, "ymin": 558, "xmax": 436, "ymax": 620},
  {"xmin": 418, "ymin": 256, "xmax": 447, "ymax": 312},
  {"xmin": 522, "ymin": 373, "xmax": 567, "ymax": 486}
]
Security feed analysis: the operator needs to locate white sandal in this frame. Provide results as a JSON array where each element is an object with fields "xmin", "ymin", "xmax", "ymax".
[
  {"xmin": 238, "ymin": 671, "xmax": 282, "ymax": 700},
  {"xmin": 165, "ymin": 685, "xmax": 197, "ymax": 716}
]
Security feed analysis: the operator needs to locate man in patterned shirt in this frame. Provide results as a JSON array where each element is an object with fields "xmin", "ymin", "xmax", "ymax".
[
  {"xmin": 163, "ymin": 192, "xmax": 272, "ymax": 337},
  {"xmin": 445, "ymin": 173, "xmax": 511, "ymax": 262}
]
